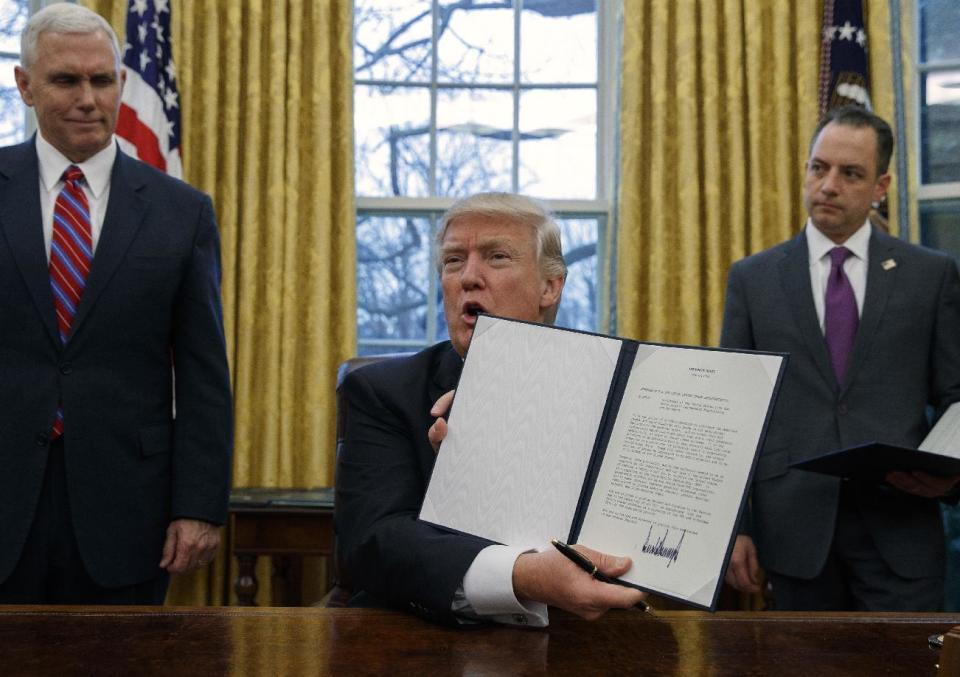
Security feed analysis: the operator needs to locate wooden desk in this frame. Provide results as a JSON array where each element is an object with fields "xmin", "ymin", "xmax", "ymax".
[
  {"xmin": 0, "ymin": 607, "xmax": 955, "ymax": 675},
  {"xmin": 229, "ymin": 487, "xmax": 335, "ymax": 606}
]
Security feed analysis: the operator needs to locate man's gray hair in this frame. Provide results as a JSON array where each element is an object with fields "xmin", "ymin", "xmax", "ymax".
[
  {"xmin": 21, "ymin": 3, "xmax": 120, "ymax": 70},
  {"xmin": 436, "ymin": 192, "xmax": 567, "ymax": 323}
]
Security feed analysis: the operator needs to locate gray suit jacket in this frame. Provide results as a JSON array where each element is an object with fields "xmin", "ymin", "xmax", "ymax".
[
  {"xmin": 0, "ymin": 139, "xmax": 233, "ymax": 587},
  {"xmin": 721, "ymin": 227, "xmax": 960, "ymax": 580}
]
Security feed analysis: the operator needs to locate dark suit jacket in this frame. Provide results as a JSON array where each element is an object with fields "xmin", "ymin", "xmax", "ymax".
[
  {"xmin": 721, "ymin": 227, "xmax": 960, "ymax": 581},
  {"xmin": 0, "ymin": 139, "xmax": 233, "ymax": 587},
  {"xmin": 334, "ymin": 341, "xmax": 493, "ymax": 625}
]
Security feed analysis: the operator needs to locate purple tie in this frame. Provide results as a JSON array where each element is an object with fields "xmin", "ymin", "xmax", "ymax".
[{"xmin": 824, "ymin": 246, "xmax": 858, "ymax": 384}]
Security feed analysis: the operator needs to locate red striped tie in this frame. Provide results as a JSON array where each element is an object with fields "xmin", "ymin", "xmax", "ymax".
[{"xmin": 49, "ymin": 165, "xmax": 92, "ymax": 439}]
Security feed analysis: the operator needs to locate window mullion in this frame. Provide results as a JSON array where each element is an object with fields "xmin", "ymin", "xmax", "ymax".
[
  {"xmin": 430, "ymin": 0, "xmax": 439, "ymax": 198},
  {"xmin": 510, "ymin": 1, "xmax": 521, "ymax": 193}
]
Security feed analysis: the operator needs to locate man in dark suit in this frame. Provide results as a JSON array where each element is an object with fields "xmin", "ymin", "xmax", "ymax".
[
  {"xmin": 336, "ymin": 193, "xmax": 647, "ymax": 625},
  {"xmin": 721, "ymin": 106, "xmax": 960, "ymax": 610},
  {"xmin": 0, "ymin": 4, "xmax": 232, "ymax": 604}
]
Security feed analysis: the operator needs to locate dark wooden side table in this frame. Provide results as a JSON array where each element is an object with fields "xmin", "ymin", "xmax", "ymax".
[{"xmin": 229, "ymin": 487, "xmax": 335, "ymax": 606}]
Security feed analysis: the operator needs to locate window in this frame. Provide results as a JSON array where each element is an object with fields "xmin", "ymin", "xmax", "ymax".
[
  {"xmin": 916, "ymin": 0, "xmax": 960, "ymax": 257},
  {"xmin": 0, "ymin": 0, "xmax": 70, "ymax": 146},
  {"xmin": 353, "ymin": 0, "xmax": 618, "ymax": 355},
  {"xmin": 0, "ymin": 0, "xmax": 28, "ymax": 146}
]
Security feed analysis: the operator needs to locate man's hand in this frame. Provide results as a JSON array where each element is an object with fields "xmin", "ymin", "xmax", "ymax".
[
  {"xmin": 724, "ymin": 534, "xmax": 763, "ymax": 594},
  {"xmin": 885, "ymin": 470, "xmax": 960, "ymax": 498},
  {"xmin": 428, "ymin": 389, "xmax": 455, "ymax": 453},
  {"xmin": 511, "ymin": 544, "xmax": 647, "ymax": 620},
  {"xmin": 159, "ymin": 519, "xmax": 221, "ymax": 574}
]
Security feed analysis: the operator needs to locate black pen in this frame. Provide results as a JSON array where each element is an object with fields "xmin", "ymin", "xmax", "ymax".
[{"xmin": 550, "ymin": 539, "xmax": 652, "ymax": 613}]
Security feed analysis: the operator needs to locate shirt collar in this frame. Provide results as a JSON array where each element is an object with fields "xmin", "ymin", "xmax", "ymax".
[
  {"xmin": 805, "ymin": 219, "xmax": 872, "ymax": 265},
  {"xmin": 36, "ymin": 132, "xmax": 117, "ymax": 200}
]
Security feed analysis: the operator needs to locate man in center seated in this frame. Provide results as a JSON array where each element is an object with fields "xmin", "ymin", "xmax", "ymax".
[{"xmin": 335, "ymin": 192, "xmax": 647, "ymax": 626}]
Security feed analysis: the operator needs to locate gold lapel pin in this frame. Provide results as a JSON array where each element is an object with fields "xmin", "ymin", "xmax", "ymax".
[{"xmin": 881, "ymin": 258, "xmax": 897, "ymax": 270}]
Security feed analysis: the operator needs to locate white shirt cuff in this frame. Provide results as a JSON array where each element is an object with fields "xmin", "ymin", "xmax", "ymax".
[{"xmin": 461, "ymin": 544, "xmax": 549, "ymax": 627}]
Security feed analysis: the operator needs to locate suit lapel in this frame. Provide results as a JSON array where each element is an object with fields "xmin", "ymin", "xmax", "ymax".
[
  {"xmin": 0, "ymin": 139, "xmax": 60, "ymax": 347},
  {"xmin": 779, "ymin": 232, "xmax": 836, "ymax": 389},
  {"xmin": 844, "ymin": 229, "xmax": 897, "ymax": 391},
  {"xmin": 69, "ymin": 151, "xmax": 148, "ymax": 339}
]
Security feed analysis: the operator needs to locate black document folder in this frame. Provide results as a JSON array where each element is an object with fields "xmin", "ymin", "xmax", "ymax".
[
  {"xmin": 791, "ymin": 442, "xmax": 960, "ymax": 478},
  {"xmin": 792, "ymin": 402, "xmax": 960, "ymax": 478},
  {"xmin": 419, "ymin": 314, "xmax": 787, "ymax": 611}
]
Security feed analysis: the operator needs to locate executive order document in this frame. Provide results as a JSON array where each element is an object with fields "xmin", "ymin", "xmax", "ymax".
[
  {"xmin": 419, "ymin": 314, "xmax": 785, "ymax": 610},
  {"xmin": 576, "ymin": 343, "xmax": 783, "ymax": 607}
]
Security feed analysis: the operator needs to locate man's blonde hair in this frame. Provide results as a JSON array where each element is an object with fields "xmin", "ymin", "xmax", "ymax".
[{"xmin": 436, "ymin": 192, "xmax": 567, "ymax": 323}]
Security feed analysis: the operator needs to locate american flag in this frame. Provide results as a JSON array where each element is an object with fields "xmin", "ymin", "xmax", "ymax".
[
  {"xmin": 116, "ymin": 0, "xmax": 182, "ymax": 178},
  {"xmin": 819, "ymin": 0, "xmax": 870, "ymax": 116}
]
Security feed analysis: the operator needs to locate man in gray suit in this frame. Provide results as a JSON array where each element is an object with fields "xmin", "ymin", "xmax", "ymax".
[{"xmin": 721, "ymin": 106, "xmax": 960, "ymax": 610}]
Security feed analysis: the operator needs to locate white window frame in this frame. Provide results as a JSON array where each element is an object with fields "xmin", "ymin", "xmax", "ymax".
[{"xmin": 355, "ymin": 1, "xmax": 621, "ymax": 352}]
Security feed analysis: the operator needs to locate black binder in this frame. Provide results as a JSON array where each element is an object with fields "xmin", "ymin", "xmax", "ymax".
[{"xmin": 792, "ymin": 442, "xmax": 960, "ymax": 478}]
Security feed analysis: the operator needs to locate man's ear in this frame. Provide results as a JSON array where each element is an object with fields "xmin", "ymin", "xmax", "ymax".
[
  {"xmin": 14, "ymin": 66, "xmax": 33, "ymax": 107},
  {"xmin": 873, "ymin": 173, "xmax": 891, "ymax": 204},
  {"xmin": 539, "ymin": 275, "xmax": 564, "ymax": 312}
]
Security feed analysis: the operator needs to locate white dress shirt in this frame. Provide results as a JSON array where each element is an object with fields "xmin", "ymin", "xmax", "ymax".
[
  {"xmin": 806, "ymin": 219, "xmax": 871, "ymax": 331},
  {"xmin": 37, "ymin": 131, "xmax": 117, "ymax": 262},
  {"xmin": 457, "ymin": 544, "xmax": 549, "ymax": 626}
]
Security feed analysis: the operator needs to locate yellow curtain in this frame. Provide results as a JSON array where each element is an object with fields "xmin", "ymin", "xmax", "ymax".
[
  {"xmin": 617, "ymin": 0, "xmax": 901, "ymax": 347},
  {"xmin": 83, "ymin": 0, "xmax": 356, "ymax": 605}
]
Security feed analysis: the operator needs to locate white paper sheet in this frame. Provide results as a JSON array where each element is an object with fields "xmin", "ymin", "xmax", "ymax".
[
  {"xmin": 920, "ymin": 402, "xmax": 960, "ymax": 458},
  {"xmin": 420, "ymin": 316, "xmax": 621, "ymax": 547},
  {"xmin": 577, "ymin": 345, "xmax": 781, "ymax": 607}
]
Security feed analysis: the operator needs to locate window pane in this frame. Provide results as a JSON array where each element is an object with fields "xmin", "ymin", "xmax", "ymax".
[
  {"xmin": 920, "ymin": 71, "xmax": 960, "ymax": 184},
  {"xmin": 555, "ymin": 217, "xmax": 599, "ymax": 331},
  {"xmin": 354, "ymin": 0, "xmax": 432, "ymax": 83},
  {"xmin": 919, "ymin": 0, "xmax": 960, "ymax": 62},
  {"xmin": 0, "ymin": 56, "xmax": 23, "ymax": 146},
  {"xmin": 436, "ymin": 87, "xmax": 513, "ymax": 195},
  {"xmin": 356, "ymin": 214, "xmax": 434, "ymax": 342},
  {"xmin": 520, "ymin": 1, "xmax": 597, "ymax": 84},
  {"xmin": 355, "ymin": 84, "xmax": 431, "ymax": 197},
  {"xmin": 0, "ymin": 0, "xmax": 27, "ymax": 54},
  {"xmin": 920, "ymin": 200, "xmax": 960, "ymax": 263},
  {"xmin": 0, "ymin": 0, "xmax": 26, "ymax": 148},
  {"xmin": 518, "ymin": 88, "xmax": 596, "ymax": 199},
  {"xmin": 437, "ymin": 0, "xmax": 514, "ymax": 85}
]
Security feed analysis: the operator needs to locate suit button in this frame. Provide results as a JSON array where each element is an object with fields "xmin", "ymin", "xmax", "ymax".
[
  {"xmin": 60, "ymin": 363, "xmax": 72, "ymax": 375},
  {"xmin": 838, "ymin": 404, "xmax": 848, "ymax": 415},
  {"xmin": 36, "ymin": 433, "xmax": 49, "ymax": 447}
]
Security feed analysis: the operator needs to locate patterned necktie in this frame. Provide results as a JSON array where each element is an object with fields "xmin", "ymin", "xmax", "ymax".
[
  {"xmin": 824, "ymin": 246, "xmax": 858, "ymax": 385},
  {"xmin": 49, "ymin": 165, "xmax": 92, "ymax": 438}
]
